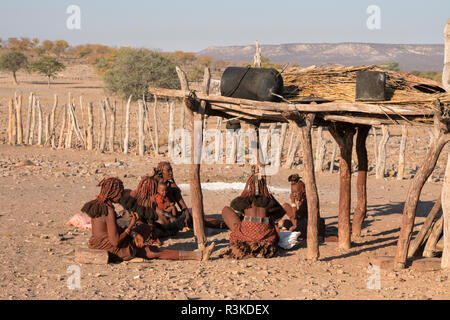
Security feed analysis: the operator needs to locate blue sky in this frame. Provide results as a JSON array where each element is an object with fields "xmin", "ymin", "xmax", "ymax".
[{"xmin": 1, "ymin": 0, "xmax": 449, "ymax": 52}]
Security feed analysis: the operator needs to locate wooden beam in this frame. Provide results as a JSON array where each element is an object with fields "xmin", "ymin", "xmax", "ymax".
[
  {"xmin": 148, "ymin": 88, "xmax": 433, "ymax": 116},
  {"xmin": 328, "ymin": 122, "xmax": 356, "ymax": 250}
]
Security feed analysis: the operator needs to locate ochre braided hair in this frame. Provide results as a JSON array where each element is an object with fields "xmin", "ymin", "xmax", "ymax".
[
  {"xmin": 240, "ymin": 174, "xmax": 273, "ymax": 199},
  {"xmin": 134, "ymin": 175, "xmax": 158, "ymax": 207},
  {"xmin": 81, "ymin": 177, "xmax": 123, "ymax": 218},
  {"xmin": 96, "ymin": 177, "xmax": 124, "ymax": 205}
]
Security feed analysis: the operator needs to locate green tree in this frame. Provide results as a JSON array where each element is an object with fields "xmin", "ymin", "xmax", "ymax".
[
  {"xmin": 30, "ymin": 56, "xmax": 65, "ymax": 87},
  {"xmin": 0, "ymin": 50, "xmax": 28, "ymax": 84},
  {"xmin": 101, "ymin": 48, "xmax": 180, "ymax": 100}
]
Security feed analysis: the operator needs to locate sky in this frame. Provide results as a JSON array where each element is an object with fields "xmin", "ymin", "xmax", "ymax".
[{"xmin": 0, "ymin": 0, "xmax": 449, "ymax": 52}]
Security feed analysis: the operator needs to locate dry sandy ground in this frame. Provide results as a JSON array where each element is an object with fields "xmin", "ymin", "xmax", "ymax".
[{"xmin": 0, "ymin": 65, "xmax": 449, "ymax": 300}]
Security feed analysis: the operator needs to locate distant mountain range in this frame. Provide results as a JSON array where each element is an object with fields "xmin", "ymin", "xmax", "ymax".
[{"xmin": 198, "ymin": 43, "xmax": 445, "ymax": 72}]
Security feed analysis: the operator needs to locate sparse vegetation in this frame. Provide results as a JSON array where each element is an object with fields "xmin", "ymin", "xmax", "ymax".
[
  {"xmin": 0, "ymin": 50, "xmax": 29, "ymax": 84},
  {"xmin": 410, "ymin": 70, "xmax": 442, "ymax": 82},
  {"xmin": 381, "ymin": 62, "xmax": 400, "ymax": 71},
  {"xmin": 101, "ymin": 48, "xmax": 180, "ymax": 100},
  {"xmin": 30, "ymin": 56, "xmax": 66, "ymax": 87}
]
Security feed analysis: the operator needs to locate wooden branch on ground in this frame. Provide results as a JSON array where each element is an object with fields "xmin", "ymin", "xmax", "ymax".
[{"xmin": 408, "ymin": 195, "xmax": 442, "ymax": 257}]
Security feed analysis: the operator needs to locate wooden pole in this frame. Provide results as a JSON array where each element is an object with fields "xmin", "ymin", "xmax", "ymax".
[
  {"xmin": 176, "ymin": 66, "xmax": 208, "ymax": 250},
  {"xmin": 143, "ymin": 96, "xmax": 157, "ymax": 154},
  {"xmin": 37, "ymin": 99, "xmax": 43, "ymax": 146},
  {"xmin": 315, "ymin": 127, "xmax": 324, "ymax": 172},
  {"xmin": 423, "ymin": 216, "xmax": 443, "ymax": 258},
  {"xmin": 394, "ymin": 107, "xmax": 449, "ymax": 269},
  {"xmin": 284, "ymin": 136, "xmax": 300, "ymax": 169},
  {"xmin": 50, "ymin": 94, "xmax": 58, "ymax": 148},
  {"xmin": 80, "ymin": 96, "xmax": 87, "ymax": 144},
  {"xmin": 8, "ymin": 98, "xmax": 15, "ymax": 145},
  {"xmin": 283, "ymin": 111, "xmax": 320, "ymax": 260},
  {"xmin": 328, "ymin": 122, "xmax": 356, "ymax": 250},
  {"xmin": 123, "ymin": 95, "xmax": 132, "ymax": 154},
  {"xmin": 372, "ymin": 126, "xmax": 378, "ymax": 169},
  {"xmin": 153, "ymin": 95, "xmax": 160, "ymax": 154},
  {"xmin": 442, "ymin": 153, "xmax": 450, "ymax": 268},
  {"xmin": 68, "ymin": 102, "xmax": 86, "ymax": 148},
  {"xmin": 25, "ymin": 93, "xmax": 33, "ymax": 144},
  {"xmin": 215, "ymin": 117, "xmax": 223, "ymax": 163},
  {"xmin": 397, "ymin": 125, "xmax": 408, "ymax": 180},
  {"xmin": 87, "ymin": 102, "xmax": 94, "ymax": 151},
  {"xmin": 443, "ymin": 19, "xmax": 450, "ymax": 92},
  {"xmin": 376, "ymin": 125, "xmax": 389, "ymax": 179},
  {"xmin": 44, "ymin": 112, "xmax": 50, "ymax": 146},
  {"xmin": 253, "ymin": 40, "xmax": 262, "ymax": 68},
  {"xmin": 408, "ymin": 195, "xmax": 442, "ymax": 257},
  {"xmin": 100, "ymin": 101, "xmax": 107, "ymax": 152},
  {"xmin": 29, "ymin": 95, "xmax": 36, "ymax": 145},
  {"xmin": 105, "ymin": 97, "xmax": 116, "ymax": 152},
  {"xmin": 279, "ymin": 123, "xmax": 288, "ymax": 165},
  {"xmin": 168, "ymin": 100, "xmax": 175, "ymax": 157},
  {"xmin": 65, "ymin": 94, "xmax": 73, "ymax": 149},
  {"xmin": 15, "ymin": 94, "xmax": 23, "ymax": 144},
  {"xmin": 329, "ymin": 141, "xmax": 337, "ymax": 173},
  {"xmin": 352, "ymin": 125, "xmax": 370, "ymax": 237},
  {"xmin": 138, "ymin": 100, "xmax": 145, "ymax": 156},
  {"xmin": 58, "ymin": 105, "xmax": 67, "ymax": 149}
]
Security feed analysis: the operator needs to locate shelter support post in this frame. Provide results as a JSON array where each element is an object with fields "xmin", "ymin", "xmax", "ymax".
[
  {"xmin": 328, "ymin": 122, "xmax": 357, "ymax": 250},
  {"xmin": 176, "ymin": 66, "xmax": 208, "ymax": 250},
  {"xmin": 283, "ymin": 110, "xmax": 320, "ymax": 260},
  {"xmin": 352, "ymin": 125, "xmax": 370, "ymax": 237}
]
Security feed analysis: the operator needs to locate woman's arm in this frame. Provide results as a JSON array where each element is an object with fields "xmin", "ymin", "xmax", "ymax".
[{"xmin": 105, "ymin": 206, "xmax": 133, "ymax": 247}]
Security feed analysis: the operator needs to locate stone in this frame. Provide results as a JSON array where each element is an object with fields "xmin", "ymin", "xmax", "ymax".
[
  {"xmin": 369, "ymin": 256, "xmax": 394, "ymax": 270},
  {"xmin": 409, "ymin": 257, "xmax": 442, "ymax": 272}
]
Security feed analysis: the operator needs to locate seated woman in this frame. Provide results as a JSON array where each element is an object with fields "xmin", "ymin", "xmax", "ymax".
[
  {"xmin": 82, "ymin": 177, "xmax": 214, "ymax": 262},
  {"xmin": 221, "ymin": 174, "xmax": 285, "ymax": 259},
  {"xmin": 155, "ymin": 161, "xmax": 227, "ymax": 230},
  {"xmin": 119, "ymin": 174, "xmax": 185, "ymax": 242},
  {"xmin": 281, "ymin": 174, "xmax": 325, "ymax": 239}
]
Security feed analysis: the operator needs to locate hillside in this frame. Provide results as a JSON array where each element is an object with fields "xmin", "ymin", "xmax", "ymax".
[{"xmin": 198, "ymin": 43, "xmax": 445, "ymax": 72}]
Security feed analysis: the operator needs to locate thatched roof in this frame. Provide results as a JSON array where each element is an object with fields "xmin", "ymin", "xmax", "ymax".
[{"xmin": 282, "ymin": 65, "xmax": 450, "ymax": 107}]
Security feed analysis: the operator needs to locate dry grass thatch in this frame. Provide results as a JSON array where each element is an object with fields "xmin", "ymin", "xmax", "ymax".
[{"xmin": 282, "ymin": 65, "xmax": 450, "ymax": 108}]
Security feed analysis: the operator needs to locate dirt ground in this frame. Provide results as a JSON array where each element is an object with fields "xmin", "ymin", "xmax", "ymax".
[{"xmin": 0, "ymin": 65, "xmax": 449, "ymax": 300}]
